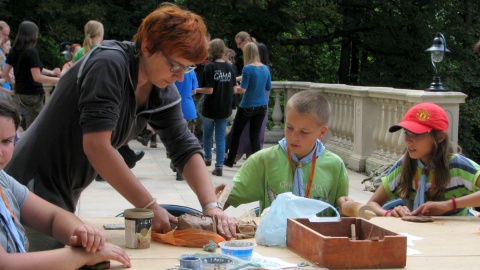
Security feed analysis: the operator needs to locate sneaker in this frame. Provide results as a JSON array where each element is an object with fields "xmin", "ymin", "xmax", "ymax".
[
  {"xmin": 205, "ymin": 158, "xmax": 212, "ymax": 166},
  {"xmin": 176, "ymin": 172, "xmax": 184, "ymax": 181},
  {"xmin": 212, "ymin": 167, "xmax": 223, "ymax": 176},
  {"xmin": 135, "ymin": 151, "xmax": 145, "ymax": 162},
  {"xmin": 150, "ymin": 142, "xmax": 157, "ymax": 148}
]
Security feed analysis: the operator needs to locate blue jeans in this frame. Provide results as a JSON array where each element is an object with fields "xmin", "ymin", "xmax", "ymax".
[{"xmin": 202, "ymin": 117, "xmax": 229, "ymax": 167}]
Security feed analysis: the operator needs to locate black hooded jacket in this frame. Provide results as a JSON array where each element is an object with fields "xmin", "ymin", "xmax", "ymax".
[{"xmin": 5, "ymin": 40, "xmax": 202, "ymax": 212}]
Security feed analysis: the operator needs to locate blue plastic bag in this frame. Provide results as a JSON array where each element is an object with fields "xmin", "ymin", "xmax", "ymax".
[{"xmin": 255, "ymin": 192, "xmax": 340, "ymax": 246}]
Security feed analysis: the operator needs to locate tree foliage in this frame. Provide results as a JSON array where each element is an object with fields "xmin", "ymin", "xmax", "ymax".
[{"xmin": 1, "ymin": 0, "xmax": 480, "ymax": 161}]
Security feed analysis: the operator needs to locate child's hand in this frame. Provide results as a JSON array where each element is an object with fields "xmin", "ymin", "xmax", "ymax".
[
  {"xmin": 83, "ymin": 243, "xmax": 131, "ymax": 268},
  {"xmin": 411, "ymin": 201, "xmax": 450, "ymax": 216},
  {"xmin": 386, "ymin": 205, "xmax": 412, "ymax": 217},
  {"xmin": 69, "ymin": 224, "xmax": 106, "ymax": 252},
  {"xmin": 215, "ymin": 183, "xmax": 227, "ymax": 198}
]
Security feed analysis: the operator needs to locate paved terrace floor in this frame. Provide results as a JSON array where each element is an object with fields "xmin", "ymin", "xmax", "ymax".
[{"xmin": 76, "ymin": 140, "xmax": 374, "ymax": 219}]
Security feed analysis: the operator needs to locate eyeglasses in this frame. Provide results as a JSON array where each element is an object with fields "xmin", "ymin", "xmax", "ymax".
[
  {"xmin": 236, "ymin": 40, "xmax": 244, "ymax": 46},
  {"xmin": 160, "ymin": 50, "xmax": 196, "ymax": 74}
]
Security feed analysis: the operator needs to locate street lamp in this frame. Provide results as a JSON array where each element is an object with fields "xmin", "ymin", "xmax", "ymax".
[{"xmin": 425, "ymin": 32, "xmax": 450, "ymax": 91}]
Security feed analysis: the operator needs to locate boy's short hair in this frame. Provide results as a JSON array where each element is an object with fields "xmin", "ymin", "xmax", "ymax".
[
  {"xmin": 286, "ymin": 90, "xmax": 330, "ymax": 126},
  {"xmin": 208, "ymin": 38, "xmax": 226, "ymax": 60}
]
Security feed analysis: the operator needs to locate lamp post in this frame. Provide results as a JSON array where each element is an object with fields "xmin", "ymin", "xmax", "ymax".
[{"xmin": 425, "ymin": 32, "xmax": 450, "ymax": 91}]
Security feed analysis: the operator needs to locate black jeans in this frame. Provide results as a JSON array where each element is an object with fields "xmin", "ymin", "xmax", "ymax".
[{"xmin": 226, "ymin": 105, "xmax": 267, "ymax": 163}]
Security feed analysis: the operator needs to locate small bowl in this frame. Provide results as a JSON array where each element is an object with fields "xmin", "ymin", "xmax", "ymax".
[
  {"xmin": 201, "ymin": 257, "xmax": 234, "ymax": 270},
  {"xmin": 218, "ymin": 240, "xmax": 256, "ymax": 261}
]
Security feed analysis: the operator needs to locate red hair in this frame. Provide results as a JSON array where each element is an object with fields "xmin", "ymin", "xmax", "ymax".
[{"xmin": 133, "ymin": 3, "xmax": 207, "ymax": 64}]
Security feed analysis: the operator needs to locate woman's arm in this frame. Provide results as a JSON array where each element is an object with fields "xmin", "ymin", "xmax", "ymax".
[
  {"xmin": 30, "ymin": 68, "xmax": 59, "ymax": 84},
  {"xmin": 82, "ymin": 130, "xmax": 175, "ymax": 234},
  {"xmin": 41, "ymin": 67, "xmax": 61, "ymax": 77}
]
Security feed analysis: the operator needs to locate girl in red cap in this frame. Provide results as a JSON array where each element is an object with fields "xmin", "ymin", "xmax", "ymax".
[{"xmin": 365, "ymin": 102, "xmax": 480, "ymax": 217}]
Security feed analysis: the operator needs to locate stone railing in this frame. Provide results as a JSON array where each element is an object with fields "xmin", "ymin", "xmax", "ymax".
[
  {"xmin": 265, "ymin": 82, "xmax": 467, "ymax": 173},
  {"xmin": 43, "ymin": 83, "xmax": 56, "ymax": 103}
]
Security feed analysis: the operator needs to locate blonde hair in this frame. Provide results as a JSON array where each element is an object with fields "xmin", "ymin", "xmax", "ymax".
[
  {"xmin": 286, "ymin": 90, "xmax": 331, "ymax": 126},
  {"xmin": 83, "ymin": 20, "xmax": 104, "ymax": 54},
  {"xmin": 243, "ymin": 42, "xmax": 260, "ymax": 65}
]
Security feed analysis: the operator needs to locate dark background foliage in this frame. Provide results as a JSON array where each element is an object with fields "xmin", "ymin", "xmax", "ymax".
[{"xmin": 0, "ymin": 0, "xmax": 479, "ymax": 162}]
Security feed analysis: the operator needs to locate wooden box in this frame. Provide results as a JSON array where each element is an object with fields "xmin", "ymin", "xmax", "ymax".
[{"xmin": 286, "ymin": 218, "xmax": 406, "ymax": 269}]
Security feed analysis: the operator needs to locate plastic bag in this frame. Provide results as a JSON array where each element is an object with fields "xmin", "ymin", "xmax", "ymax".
[
  {"xmin": 151, "ymin": 228, "xmax": 226, "ymax": 247},
  {"xmin": 255, "ymin": 192, "xmax": 340, "ymax": 246}
]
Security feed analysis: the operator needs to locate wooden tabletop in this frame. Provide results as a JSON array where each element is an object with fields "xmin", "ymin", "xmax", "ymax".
[
  {"xmin": 82, "ymin": 217, "xmax": 316, "ymax": 269},
  {"xmin": 83, "ymin": 216, "xmax": 480, "ymax": 270},
  {"xmin": 368, "ymin": 216, "xmax": 480, "ymax": 269}
]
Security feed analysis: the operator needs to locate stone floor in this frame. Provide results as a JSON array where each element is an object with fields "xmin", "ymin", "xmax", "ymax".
[{"xmin": 76, "ymin": 140, "xmax": 374, "ymax": 219}]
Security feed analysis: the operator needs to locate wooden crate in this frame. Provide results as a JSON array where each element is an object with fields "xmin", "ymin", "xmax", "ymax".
[{"xmin": 287, "ymin": 218, "xmax": 406, "ymax": 269}]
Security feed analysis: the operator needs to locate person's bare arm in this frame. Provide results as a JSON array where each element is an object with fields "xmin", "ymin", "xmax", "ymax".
[
  {"xmin": 82, "ymin": 131, "xmax": 175, "ymax": 233},
  {"xmin": 2, "ymin": 64, "xmax": 14, "ymax": 88},
  {"xmin": 5, "ymin": 192, "xmax": 131, "ymax": 269},
  {"xmin": 195, "ymin": 87, "xmax": 213, "ymax": 94},
  {"xmin": 0, "ymin": 243, "xmax": 131, "ymax": 270},
  {"xmin": 367, "ymin": 185, "xmax": 411, "ymax": 217},
  {"xmin": 181, "ymin": 154, "xmax": 237, "ymax": 239},
  {"xmin": 30, "ymin": 68, "xmax": 59, "ymax": 84},
  {"xmin": 412, "ymin": 175, "xmax": 480, "ymax": 216}
]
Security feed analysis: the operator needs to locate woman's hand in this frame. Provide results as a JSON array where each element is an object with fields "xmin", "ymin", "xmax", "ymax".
[
  {"xmin": 69, "ymin": 224, "xmax": 105, "ymax": 252},
  {"xmin": 204, "ymin": 207, "xmax": 237, "ymax": 240},
  {"xmin": 83, "ymin": 243, "xmax": 131, "ymax": 268},
  {"xmin": 151, "ymin": 204, "xmax": 178, "ymax": 233}
]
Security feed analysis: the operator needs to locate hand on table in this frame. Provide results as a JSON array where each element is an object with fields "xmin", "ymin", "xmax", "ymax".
[
  {"xmin": 411, "ymin": 201, "xmax": 450, "ymax": 216},
  {"xmin": 83, "ymin": 243, "xmax": 131, "ymax": 268},
  {"xmin": 204, "ymin": 207, "xmax": 237, "ymax": 240},
  {"xmin": 69, "ymin": 224, "xmax": 106, "ymax": 252},
  {"xmin": 385, "ymin": 205, "xmax": 412, "ymax": 217}
]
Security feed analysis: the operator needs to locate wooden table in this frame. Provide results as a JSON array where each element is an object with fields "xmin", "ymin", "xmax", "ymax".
[
  {"xmin": 84, "ymin": 216, "xmax": 480, "ymax": 269},
  {"xmin": 82, "ymin": 217, "xmax": 317, "ymax": 269},
  {"xmin": 368, "ymin": 216, "xmax": 480, "ymax": 270}
]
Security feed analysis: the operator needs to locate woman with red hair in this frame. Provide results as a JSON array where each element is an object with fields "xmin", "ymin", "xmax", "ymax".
[{"xmin": 5, "ymin": 3, "xmax": 236, "ymax": 251}]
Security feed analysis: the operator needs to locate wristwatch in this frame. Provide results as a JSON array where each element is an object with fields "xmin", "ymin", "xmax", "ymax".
[{"xmin": 202, "ymin": 202, "xmax": 223, "ymax": 213}]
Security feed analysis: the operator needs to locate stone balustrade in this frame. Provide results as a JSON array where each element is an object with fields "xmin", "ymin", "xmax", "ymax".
[
  {"xmin": 43, "ymin": 83, "xmax": 56, "ymax": 103},
  {"xmin": 266, "ymin": 81, "xmax": 466, "ymax": 173}
]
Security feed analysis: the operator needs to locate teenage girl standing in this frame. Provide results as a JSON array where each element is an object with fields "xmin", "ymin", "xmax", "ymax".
[
  {"xmin": 2, "ymin": 21, "xmax": 60, "ymax": 129},
  {"xmin": 225, "ymin": 42, "xmax": 271, "ymax": 167}
]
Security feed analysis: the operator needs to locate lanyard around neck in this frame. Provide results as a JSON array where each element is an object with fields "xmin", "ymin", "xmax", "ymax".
[
  {"xmin": 0, "ymin": 185, "xmax": 28, "ymax": 251},
  {"xmin": 414, "ymin": 169, "xmax": 436, "ymax": 196},
  {"xmin": 287, "ymin": 147, "xmax": 317, "ymax": 198}
]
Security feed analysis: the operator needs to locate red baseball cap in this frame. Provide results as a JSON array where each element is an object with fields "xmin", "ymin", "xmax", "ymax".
[{"xmin": 389, "ymin": 102, "xmax": 449, "ymax": 134}]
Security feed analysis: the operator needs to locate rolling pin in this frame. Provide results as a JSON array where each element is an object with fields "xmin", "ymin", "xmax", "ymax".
[{"xmin": 341, "ymin": 201, "xmax": 377, "ymax": 220}]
